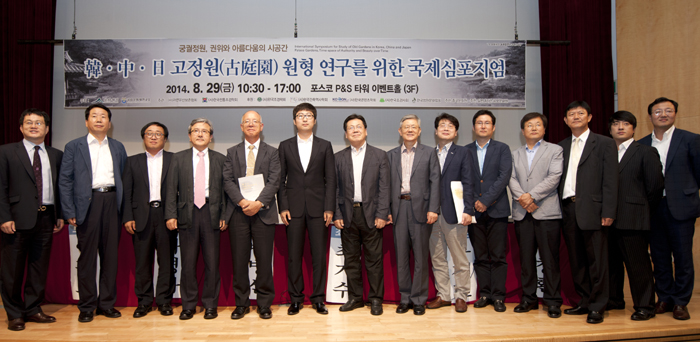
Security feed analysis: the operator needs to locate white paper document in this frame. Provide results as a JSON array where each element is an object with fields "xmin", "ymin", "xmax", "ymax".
[
  {"xmin": 239, "ymin": 174, "xmax": 265, "ymax": 201},
  {"xmin": 451, "ymin": 181, "xmax": 477, "ymax": 224}
]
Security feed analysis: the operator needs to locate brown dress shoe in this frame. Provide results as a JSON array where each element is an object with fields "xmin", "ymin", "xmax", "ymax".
[
  {"xmin": 655, "ymin": 301, "xmax": 671, "ymax": 314},
  {"xmin": 427, "ymin": 296, "xmax": 451, "ymax": 309},
  {"xmin": 455, "ymin": 298, "xmax": 468, "ymax": 313},
  {"xmin": 26, "ymin": 312, "xmax": 56, "ymax": 323},
  {"xmin": 7, "ymin": 318, "xmax": 25, "ymax": 331},
  {"xmin": 672, "ymin": 305, "xmax": 690, "ymax": 320}
]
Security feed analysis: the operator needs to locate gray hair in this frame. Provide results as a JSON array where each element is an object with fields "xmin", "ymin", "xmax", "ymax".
[
  {"xmin": 241, "ymin": 111, "xmax": 263, "ymax": 124},
  {"xmin": 399, "ymin": 114, "xmax": 421, "ymax": 128},
  {"xmin": 188, "ymin": 118, "xmax": 213, "ymax": 135}
]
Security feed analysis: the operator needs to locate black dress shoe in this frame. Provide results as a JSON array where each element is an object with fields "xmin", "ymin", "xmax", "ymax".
[
  {"xmin": 287, "ymin": 302, "xmax": 303, "ymax": 315},
  {"xmin": 548, "ymin": 306, "xmax": 562, "ymax": 318},
  {"xmin": 473, "ymin": 296, "xmax": 493, "ymax": 308},
  {"xmin": 78, "ymin": 311, "xmax": 94, "ymax": 323},
  {"xmin": 655, "ymin": 301, "xmax": 672, "ymax": 314},
  {"xmin": 673, "ymin": 305, "xmax": 690, "ymax": 320},
  {"xmin": 493, "ymin": 300, "xmax": 506, "ymax": 312},
  {"xmin": 204, "ymin": 308, "xmax": 218, "ymax": 319},
  {"xmin": 231, "ymin": 306, "xmax": 250, "ymax": 320},
  {"xmin": 340, "ymin": 299, "xmax": 365, "ymax": 312},
  {"xmin": 8, "ymin": 318, "xmax": 25, "ymax": 331},
  {"xmin": 25, "ymin": 312, "xmax": 56, "ymax": 323},
  {"xmin": 413, "ymin": 304, "xmax": 426, "ymax": 315},
  {"xmin": 96, "ymin": 308, "xmax": 122, "ymax": 318},
  {"xmin": 370, "ymin": 300, "xmax": 383, "ymax": 316},
  {"xmin": 564, "ymin": 305, "xmax": 589, "ymax": 315},
  {"xmin": 179, "ymin": 309, "xmax": 194, "ymax": 320},
  {"xmin": 514, "ymin": 301, "xmax": 538, "ymax": 313},
  {"xmin": 395, "ymin": 302, "xmax": 413, "ymax": 314},
  {"xmin": 133, "ymin": 305, "xmax": 153, "ymax": 318},
  {"xmin": 631, "ymin": 310, "xmax": 655, "ymax": 321},
  {"xmin": 606, "ymin": 301, "xmax": 626, "ymax": 310},
  {"xmin": 257, "ymin": 307, "xmax": 272, "ymax": 319},
  {"xmin": 158, "ymin": 303, "xmax": 174, "ymax": 316},
  {"xmin": 586, "ymin": 311, "xmax": 604, "ymax": 324},
  {"xmin": 313, "ymin": 302, "xmax": 328, "ymax": 315}
]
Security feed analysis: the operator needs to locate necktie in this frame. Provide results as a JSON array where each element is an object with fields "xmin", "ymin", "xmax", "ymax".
[
  {"xmin": 569, "ymin": 137, "xmax": 581, "ymax": 192},
  {"xmin": 194, "ymin": 151, "xmax": 205, "ymax": 208},
  {"xmin": 246, "ymin": 145, "xmax": 255, "ymax": 176},
  {"xmin": 33, "ymin": 146, "xmax": 43, "ymax": 207}
]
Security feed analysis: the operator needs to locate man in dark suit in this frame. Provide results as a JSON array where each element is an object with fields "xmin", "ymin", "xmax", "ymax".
[
  {"xmin": 387, "ymin": 114, "xmax": 440, "ymax": 316},
  {"xmin": 639, "ymin": 97, "xmax": 700, "ymax": 320},
  {"xmin": 59, "ymin": 103, "xmax": 127, "ymax": 323},
  {"xmin": 607, "ymin": 110, "xmax": 664, "ymax": 321},
  {"xmin": 0, "ymin": 109, "xmax": 63, "ymax": 331},
  {"xmin": 333, "ymin": 114, "xmax": 390, "ymax": 316},
  {"xmin": 558, "ymin": 100, "xmax": 618, "ymax": 324},
  {"xmin": 165, "ymin": 118, "xmax": 228, "ymax": 320},
  {"xmin": 427, "ymin": 113, "xmax": 474, "ymax": 313},
  {"xmin": 122, "ymin": 122, "xmax": 176, "ymax": 318},
  {"xmin": 223, "ymin": 111, "xmax": 280, "ymax": 320},
  {"xmin": 277, "ymin": 102, "xmax": 336, "ymax": 315},
  {"xmin": 465, "ymin": 110, "xmax": 512, "ymax": 313},
  {"xmin": 509, "ymin": 112, "xmax": 564, "ymax": 318}
]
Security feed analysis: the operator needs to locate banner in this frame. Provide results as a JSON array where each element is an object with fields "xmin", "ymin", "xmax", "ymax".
[{"xmin": 64, "ymin": 38, "xmax": 525, "ymax": 109}]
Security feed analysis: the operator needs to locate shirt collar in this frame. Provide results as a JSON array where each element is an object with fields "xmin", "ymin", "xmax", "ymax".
[
  {"xmin": 619, "ymin": 138, "xmax": 634, "ymax": 151},
  {"xmin": 401, "ymin": 143, "xmax": 416, "ymax": 153},
  {"xmin": 23, "ymin": 139, "xmax": 45, "ymax": 151},
  {"xmin": 437, "ymin": 142, "xmax": 453, "ymax": 153},
  {"xmin": 245, "ymin": 139, "xmax": 260, "ymax": 151},
  {"xmin": 476, "ymin": 139, "xmax": 491, "ymax": 150},
  {"xmin": 526, "ymin": 140, "xmax": 542, "ymax": 152},
  {"xmin": 193, "ymin": 147, "xmax": 209, "ymax": 155},
  {"xmin": 351, "ymin": 142, "xmax": 366, "ymax": 154},
  {"xmin": 573, "ymin": 128, "xmax": 590, "ymax": 143},
  {"xmin": 146, "ymin": 149, "xmax": 164, "ymax": 158},
  {"xmin": 652, "ymin": 125, "xmax": 675, "ymax": 142},
  {"xmin": 87, "ymin": 133, "xmax": 108, "ymax": 145},
  {"xmin": 297, "ymin": 134, "xmax": 313, "ymax": 144}
]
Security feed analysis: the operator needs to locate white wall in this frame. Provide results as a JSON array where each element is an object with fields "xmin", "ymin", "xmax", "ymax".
[{"xmin": 53, "ymin": 0, "xmax": 541, "ymax": 154}]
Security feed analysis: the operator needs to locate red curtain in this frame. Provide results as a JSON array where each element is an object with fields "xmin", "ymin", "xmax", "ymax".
[
  {"xmin": 0, "ymin": 0, "xmax": 56, "ymax": 145},
  {"xmin": 539, "ymin": 0, "xmax": 615, "ymax": 143}
]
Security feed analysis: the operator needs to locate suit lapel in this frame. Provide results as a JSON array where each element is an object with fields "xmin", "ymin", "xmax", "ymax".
[
  {"xmin": 618, "ymin": 142, "xmax": 637, "ymax": 172},
  {"xmin": 441, "ymin": 144, "xmax": 456, "ymax": 175},
  {"xmin": 289, "ymin": 137, "xmax": 304, "ymax": 172},
  {"xmin": 469, "ymin": 143, "xmax": 481, "ymax": 176},
  {"xmin": 306, "ymin": 136, "xmax": 320, "ymax": 174},
  {"xmin": 138, "ymin": 153, "xmax": 149, "ymax": 188},
  {"xmin": 360, "ymin": 146, "xmax": 370, "ymax": 179},
  {"xmin": 410, "ymin": 144, "xmax": 424, "ymax": 177},
  {"xmin": 161, "ymin": 151, "xmax": 172, "ymax": 184},
  {"xmin": 254, "ymin": 143, "xmax": 266, "ymax": 174},
  {"xmin": 578, "ymin": 134, "xmax": 596, "ymax": 166},
  {"xmin": 237, "ymin": 143, "xmax": 247, "ymax": 176},
  {"xmin": 15, "ymin": 142, "xmax": 36, "ymax": 183},
  {"xmin": 528, "ymin": 142, "xmax": 546, "ymax": 176},
  {"xmin": 666, "ymin": 129, "xmax": 682, "ymax": 168},
  {"xmin": 482, "ymin": 141, "xmax": 496, "ymax": 174}
]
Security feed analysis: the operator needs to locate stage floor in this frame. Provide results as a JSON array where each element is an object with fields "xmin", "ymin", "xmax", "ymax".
[{"xmin": 1, "ymin": 296, "xmax": 699, "ymax": 341}]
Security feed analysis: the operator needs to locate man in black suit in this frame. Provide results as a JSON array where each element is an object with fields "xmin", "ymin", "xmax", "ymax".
[
  {"xmin": 223, "ymin": 111, "xmax": 280, "ymax": 320},
  {"xmin": 165, "ymin": 118, "xmax": 228, "ymax": 320},
  {"xmin": 558, "ymin": 100, "xmax": 618, "ymax": 324},
  {"xmin": 0, "ymin": 109, "xmax": 63, "ymax": 331},
  {"xmin": 59, "ymin": 103, "xmax": 127, "ymax": 323},
  {"xmin": 607, "ymin": 111, "xmax": 664, "ymax": 321},
  {"xmin": 122, "ymin": 122, "xmax": 176, "ymax": 318},
  {"xmin": 333, "ymin": 114, "xmax": 390, "ymax": 316},
  {"xmin": 277, "ymin": 102, "xmax": 336, "ymax": 315},
  {"xmin": 639, "ymin": 97, "xmax": 700, "ymax": 320}
]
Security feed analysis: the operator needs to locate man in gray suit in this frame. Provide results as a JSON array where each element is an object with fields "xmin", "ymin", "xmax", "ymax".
[
  {"xmin": 387, "ymin": 114, "xmax": 440, "ymax": 316},
  {"xmin": 333, "ymin": 114, "xmax": 390, "ymax": 316},
  {"xmin": 509, "ymin": 112, "xmax": 564, "ymax": 318},
  {"xmin": 165, "ymin": 118, "xmax": 228, "ymax": 321},
  {"xmin": 223, "ymin": 111, "xmax": 280, "ymax": 320}
]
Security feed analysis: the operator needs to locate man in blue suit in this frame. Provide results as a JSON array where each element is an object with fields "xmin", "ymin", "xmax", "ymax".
[
  {"xmin": 465, "ymin": 110, "xmax": 512, "ymax": 313},
  {"xmin": 639, "ymin": 97, "xmax": 700, "ymax": 321},
  {"xmin": 59, "ymin": 104, "xmax": 127, "ymax": 323}
]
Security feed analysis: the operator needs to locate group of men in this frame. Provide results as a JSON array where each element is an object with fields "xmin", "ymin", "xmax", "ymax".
[{"xmin": 0, "ymin": 97, "xmax": 697, "ymax": 331}]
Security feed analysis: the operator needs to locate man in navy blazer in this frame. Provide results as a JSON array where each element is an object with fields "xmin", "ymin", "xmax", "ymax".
[
  {"xmin": 639, "ymin": 97, "xmax": 700, "ymax": 320},
  {"xmin": 59, "ymin": 104, "xmax": 127, "ymax": 323},
  {"xmin": 465, "ymin": 110, "xmax": 512, "ymax": 313},
  {"xmin": 426, "ymin": 113, "xmax": 474, "ymax": 313}
]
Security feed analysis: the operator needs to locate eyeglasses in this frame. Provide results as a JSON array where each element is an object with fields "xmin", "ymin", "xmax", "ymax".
[
  {"xmin": 525, "ymin": 123, "xmax": 542, "ymax": 129},
  {"xmin": 191, "ymin": 129, "xmax": 211, "ymax": 135},
  {"xmin": 347, "ymin": 124, "xmax": 365, "ymax": 131},
  {"xmin": 243, "ymin": 119, "xmax": 260, "ymax": 125},
  {"xmin": 438, "ymin": 123, "xmax": 455, "ymax": 129},
  {"xmin": 652, "ymin": 109, "xmax": 675, "ymax": 116},
  {"xmin": 296, "ymin": 113, "xmax": 314, "ymax": 120},
  {"xmin": 145, "ymin": 132, "xmax": 164, "ymax": 138},
  {"xmin": 23, "ymin": 121, "xmax": 44, "ymax": 127}
]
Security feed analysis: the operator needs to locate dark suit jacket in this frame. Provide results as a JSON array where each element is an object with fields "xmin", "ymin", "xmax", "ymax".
[
  {"xmin": 223, "ymin": 141, "xmax": 280, "ymax": 226},
  {"xmin": 387, "ymin": 143, "xmax": 440, "ymax": 223},
  {"xmin": 164, "ymin": 148, "xmax": 227, "ymax": 230},
  {"xmin": 614, "ymin": 141, "xmax": 664, "ymax": 231},
  {"xmin": 558, "ymin": 132, "xmax": 618, "ymax": 230},
  {"xmin": 334, "ymin": 144, "xmax": 390, "ymax": 228},
  {"xmin": 639, "ymin": 128, "xmax": 700, "ymax": 221},
  {"xmin": 122, "ymin": 151, "xmax": 173, "ymax": 232},
  {"xmin": 0, "ymin": 141, "xmax": 63, "ymax": 229},
  {"xmin": 465, "ymin": 140, "xmax": 512, "ymax": 219},
  {"xmin": 59, "ymin": 135, "xmax": 127, "ymax": 225},
  {"xmin": 277, "ymin": 135, "xmax": 336, "ymax": 218},
  {"xmin": 439, "ymin": 144, "xmax": 475, "ymax": 224}
]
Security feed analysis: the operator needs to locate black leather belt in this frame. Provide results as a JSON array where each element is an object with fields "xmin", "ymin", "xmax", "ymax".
[
  {"xmin": 400, "ymin": 194, "xmax": 411, "ymax": 200},
  {"xmin": 38, "ymin": 205, "xmax": 54, "ymax": 212},
  {"xmin": 353, "ymin": 202, "xmax": 362, "ymax": 208},
  {"xmin": 563, "ymin": 196, "xmax": 576, "ymax": 203},
  {"xmin": 93, "ymin": 186, "xmax": 116, "ymax": 193},
  {"xmin": 149, "ymin": 201, "xmax": 162, "ymax": 208}
]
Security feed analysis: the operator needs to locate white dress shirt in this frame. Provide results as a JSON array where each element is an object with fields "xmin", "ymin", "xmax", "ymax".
[
  {"xmin": 562, "ymin": 128, "xmax": 590, "ymax": 199},
  {"xmin": 87, "ymin": 133, "xmax": 115, "ymax": 188},
  {"xmin": 351, "ymin": 142, "xmax": 367, "ymax": 202},
  {"xmin": 617, "ymin": 138, "xmax": 634, "ymax": 162},
  {"xmin": 651, "ymin": 125, "xmax": 675, "ymax": 176},
  {"xmin": 192, "ymin": 147, "xmax": 210, "ymax": 198},
  {"xmin": 297, "ymin": 134, "xmax": 313, "ymax": 172},
  {"xmin": 146, "ymin": 149, "xmax": 164, "ymax": 202},
  {"xmin": 23, "ymin": 139, "xmax": 53, "ymax": 205}
]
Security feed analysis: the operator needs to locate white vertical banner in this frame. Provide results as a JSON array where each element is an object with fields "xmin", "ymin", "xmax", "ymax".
[
  {"xmin": 153, "ymin": 234, "xmax": 182, "ymax": 299},
  {"xmin": 535, "ymin": 250, "xmax": 544, "ymax": 298},
  {"xmin": 326, "ymin": 225, "xmax": 347, "ymax": 303},
  {"xmin": 245, "ymin": 240, "xmax": 274, "ymax": 300}
]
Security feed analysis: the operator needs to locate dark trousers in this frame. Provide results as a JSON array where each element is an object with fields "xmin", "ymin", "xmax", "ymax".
[
  {"xmin": 650, "ymin": 198, "xmax": 696, "ymax": 306},
  {"xmin": 132, "ymin": 205, "xmax": 177, "ymax": 306},
  {"xmin": 179, "ymin": 203, "xmax": 220, "ymax": 310},
  {"xmin": 341, "ymin": 205, "xmax": 384, "ymax": 302},
  {"xmin": 561, "ymin": 200, "xmax": 609, "ymax": 312},
  {"xmin": 229, "ymin": 209, "xmax": 275, "ymax": 308},
  {"xmin": 609, "ymin": 228, "xmax": 655, "ymax": 312},
  {"xmin": 76, "ymin": 192, "xmax": 120, "ymax": 312},
  {"xmin": 394, "ymin": 199, "xmax": 431, "ymax": 305},
  {"xmin": 0, "ymin": 206, "xmax": 54, "ymax": 320},
  {"xmin": 286, "ymin": 209, "xmax": 328, "ymax": 304},
  {"xmin": 514, "ymin": 214, "xmax": 562, "ymax": 307},
  {"xmin": 469, "ymin": 213, "xmax": 508, "ymax": 301}
]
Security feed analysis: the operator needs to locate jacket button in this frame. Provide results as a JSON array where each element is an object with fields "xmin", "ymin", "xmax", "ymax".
[
  {"xmin": 480, "ymin": 180, "xmax": 483, "ymax": 183},
  {"xmin": 479, "ymin": 193, "xmax": 482, "ymax": 196}
]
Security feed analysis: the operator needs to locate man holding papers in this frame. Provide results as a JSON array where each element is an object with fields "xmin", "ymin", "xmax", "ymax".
[{"xmin": 223, "ymin": 111, "xmax": 280, "ymax": 320}]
